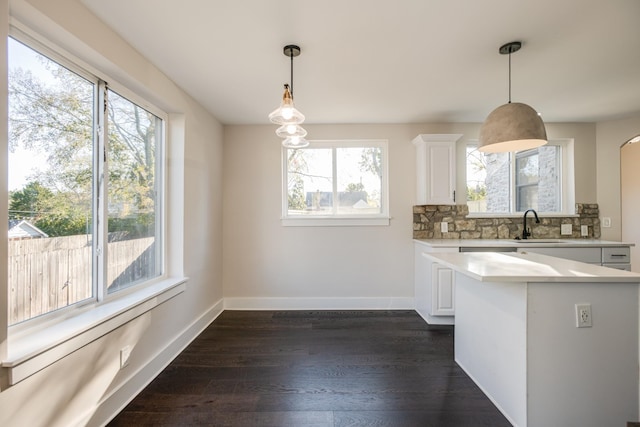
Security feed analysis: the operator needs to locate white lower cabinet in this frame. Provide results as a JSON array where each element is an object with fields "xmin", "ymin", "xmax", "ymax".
[
  {"xmin": 414, "ymin": 243, "xmax": 457, "ymax": 325},
  {"xmin": 431, "ymin": 263, "xmax": 455, "ymax": 315}
]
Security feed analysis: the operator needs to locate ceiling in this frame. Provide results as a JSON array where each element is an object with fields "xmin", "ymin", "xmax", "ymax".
[{"xmin": 81, "ymin": 0, "xmax": 640, "ymax": 125}]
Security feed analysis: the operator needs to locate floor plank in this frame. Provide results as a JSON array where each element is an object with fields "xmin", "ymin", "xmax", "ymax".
[{"xmin": 108, "ymin": 310, "xmax": 511, "ymax": 426}]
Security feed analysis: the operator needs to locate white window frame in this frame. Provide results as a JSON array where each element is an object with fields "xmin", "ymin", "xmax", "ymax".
[
  {"xmin": 282, "ymin": 140, "xmax": 390, "ymax": 226},
  {"xmin": 8, "ymin": 31, "xmax": 167, "ymax": 321},
  {"xmin": 3, "ymin": 22, "xmax": 185, "ymax": 386},
  {"xmin": 466, "ymin": 138, "xmax": 575, "ymax": 217}
]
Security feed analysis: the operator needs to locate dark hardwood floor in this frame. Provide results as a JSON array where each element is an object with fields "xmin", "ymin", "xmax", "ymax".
[{"xmin": 108, "ymin": 310, "xmax": 511, "ymax": 426}]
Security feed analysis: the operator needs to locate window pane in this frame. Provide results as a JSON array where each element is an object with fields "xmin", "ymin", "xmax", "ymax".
[
  {"xmin": 284, "ymin": 141, "xmax": 387, "ymax": 220},
  {"xmin": 336, "ymin": 147, "xmax": 382, "ymax": 215},
  {"xmin": 287, "ymin": 148, "xmax": 333, "ymax": 215},
  {"xmin": 8, "ymin": 38, "xmax": 94, "ymax": 324},
  {"xmin": 466, "ymin": 146, "xmax": 487, "ymax": 213},
  {"xmin": 516, "ymin": 152, "xmax": 539, "ymax": 186},
  {"xmin": 517, "ymin": 185, "xmax": 538, "ymax": 211},
  {"xmin": 467, "ymin": 144, "xmax": 563, "ymax": 214},
  {"xmin": 536, "ymin": 145, "xmax": 561, "ymax": 212},
  {"xmin": 467, "ymin": 147, "xmax": 511, "ymax": 213},
  {"xmin": 107, "ymin": 90, "xmax": 161, "ymax": 293}
]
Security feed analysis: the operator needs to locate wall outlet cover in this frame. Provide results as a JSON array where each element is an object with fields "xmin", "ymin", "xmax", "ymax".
[
  {"xmin": 561, "ymin": 224, "xmax": 572, "ymax": 235},
  {"xmin": 581, "ymin": 225, "xmax": 589, "ymax": 237},
  {"xmin": 575, "ymin": 304, "xmax": 592, "ymax": 328},
  {"xmin": 602, "ymin": 217, "xmax": 612, "ymax": 228},
  {"xmin": 440, "ymin": 222, "xmax": 448, "ymax": 233}
]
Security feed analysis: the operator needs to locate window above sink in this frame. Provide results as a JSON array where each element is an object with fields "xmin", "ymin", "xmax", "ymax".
[{"xmin": 466, "ymin": 139, "xmax": 575, "ymax": 216}]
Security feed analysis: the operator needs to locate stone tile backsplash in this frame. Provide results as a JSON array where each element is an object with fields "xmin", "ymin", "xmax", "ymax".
[{"xmin": 413, "ymin": 203, "xmax": 601, "ymax": 240}]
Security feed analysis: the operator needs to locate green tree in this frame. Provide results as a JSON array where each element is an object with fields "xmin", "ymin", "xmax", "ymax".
[
  {"xmin": 9, "ymin": 181, "xmax": 53, "ymax": 220},
  {"xmin": 9, "ymin": 181, "xmax": 89, "ymax": 236}
]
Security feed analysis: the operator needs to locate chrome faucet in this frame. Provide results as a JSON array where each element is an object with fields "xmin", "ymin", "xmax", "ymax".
[{"xmin": 522, "ymin": 209, "xmax": 540, "ymax": 240}]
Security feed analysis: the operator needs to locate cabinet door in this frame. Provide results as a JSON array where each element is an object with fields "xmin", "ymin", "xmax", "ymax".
[
  {"xmin": 413, "ymin": 134, "xmax": 461, "ymax": 205},
  {"xmin": 431, "ymin": 262, "xmax": 455, "ymax": 316},
  {"xmin": 428, "ymin": 143, "xmax": 455, "ymax": 204}
]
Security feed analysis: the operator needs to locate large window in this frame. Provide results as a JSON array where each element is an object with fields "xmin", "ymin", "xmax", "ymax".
[
  {"xmin": 466, "ymin": 140, "xmax": 574, "ymax": 215},
  {"xmin": 282, "ymin": 140, "xmax": 389, "ymax": 225},
  {"xmin": 8, "ymin": 36, "xmax": 164, "ymax": 325}
]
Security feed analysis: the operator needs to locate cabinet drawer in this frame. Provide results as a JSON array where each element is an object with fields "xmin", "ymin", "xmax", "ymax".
[
  {"xmin": 602, "ymin": 247, "xmax": 630, "ymax": 263},
  {"xmin": 524, "ymin": 247, "xmax": 601, "ymax": 264},
  {"xmin": 603, "ymin": 263, "xmax": 631, "ymax": 271}
]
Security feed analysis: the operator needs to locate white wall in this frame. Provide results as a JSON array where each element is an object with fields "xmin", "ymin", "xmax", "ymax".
[
  {"xmin": 222, "ymin": 124, "xmax": 417, "ymax": 308},
  {"xmin": 0, "ymin": 0, "xmax": 224, "ymax": 426},
  {"xmin": 545, "ymin": 122, "xmax": 597, "ymax": 205},
  {"xmin": 222, "ymin": 122, "xmax": 597, "ymax": 308},
  {"xmin": 596, "ymin": 114, "xmax": 640, "ymax": 241}
]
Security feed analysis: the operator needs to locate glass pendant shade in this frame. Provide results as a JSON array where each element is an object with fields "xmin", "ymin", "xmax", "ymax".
[
  {"xmin": 268, "ymin": 84, "xmax": 305, "ymax": 125},
  {"xmin": 478, "ymin": 102, "xmax": 547, "ymax": 153},
  {"xmin": 276, "ymin": 123, "xmax": 307, "ymax": 138},
  {"xmin": 282, "ymin": 135, "xmax": 309, "ymax": 149}
]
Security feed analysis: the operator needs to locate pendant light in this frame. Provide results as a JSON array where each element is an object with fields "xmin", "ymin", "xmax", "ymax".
[
  {"xmin": 268, "ymin": 44, "xmax": 309, "ymax": 148},
  {"xmin": 479, "ymin": 41, "xmax": 547, "ymax": 153}
]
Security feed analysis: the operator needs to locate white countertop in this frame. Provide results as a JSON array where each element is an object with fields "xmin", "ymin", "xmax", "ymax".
[
  {"xmin": 414, "ymin": 238, "xmax": 634, "ymax": 249},
  {"xmin": 422, "ymin": 251, "xmax": 640, "ymax": 282}
]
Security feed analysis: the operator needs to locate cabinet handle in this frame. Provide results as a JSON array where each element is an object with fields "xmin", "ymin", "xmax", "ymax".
[
  {"xmin": 610, "ymin": 254, "xmax": 627, "ymax": 257},
  {"xmin": 453, "ymin": 190, "xmax": 456, "ymax": 202}
]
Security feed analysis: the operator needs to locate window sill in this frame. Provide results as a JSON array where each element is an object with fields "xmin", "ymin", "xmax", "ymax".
[
  {"xmin": 2, "ymin": 277, "xmax": 187, "ymax": 385},
  {"xmin": 282, "ymin": 217, "xmax": 390, "ymax": 227}
]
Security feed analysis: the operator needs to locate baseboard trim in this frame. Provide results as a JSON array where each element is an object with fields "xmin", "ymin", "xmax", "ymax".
[
  {"xmin": 415, "ymin": 306, "xmax": 454, "ymax": 325},
  {"xmin": 223, "ymin": 297, "xmax": 415, "ymax": 311},
  {"xmin": 87, "ymin": 298, "xmax": 224, "ymax": 427}
]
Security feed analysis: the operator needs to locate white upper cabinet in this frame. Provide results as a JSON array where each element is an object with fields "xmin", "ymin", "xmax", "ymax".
[{"xmin": 412, "ymin": 134, "xmax": 462, "ymax": 205}]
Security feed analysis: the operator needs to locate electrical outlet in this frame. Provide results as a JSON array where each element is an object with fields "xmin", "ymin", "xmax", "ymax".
[
  {"xmin": 441, "ymin": 222, "xmax": 448, "ymax": 233},
  {"xmin": 581, "ymin": 225, "xmax": 589, "ymax": 237},
  {"xmin": 120, "ymin": 345, "xmax": 132, "ymax": 369},
  {"xmin": 575, "ymin": 304, "xmax": 592, "ymax": 328},
  {"xmin": 602, "ymin": 217, "xmax": 611, "ymax": 228},
  {"xmin": 561, "ymin": 224, "xmax": 572, "ymax": 235}
]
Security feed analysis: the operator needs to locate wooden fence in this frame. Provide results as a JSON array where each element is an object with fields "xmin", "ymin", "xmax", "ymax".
[{"xmin": 8, "ymin": 235, "xmax": 154, "ymax": 325}]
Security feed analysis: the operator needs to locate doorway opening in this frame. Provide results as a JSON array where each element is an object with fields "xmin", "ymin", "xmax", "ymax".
[{"xmin": 621, "ymin": 134, "xmax": 640, "ymax": 272}]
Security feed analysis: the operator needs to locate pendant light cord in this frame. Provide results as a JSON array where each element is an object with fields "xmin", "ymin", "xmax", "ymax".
[
  {"xmin": 508, "ymin": 50, "xmax": 512, "ymax": 103},
  {"xmin": 290, "ymin": 50, "xmax": 294, "ymax": 97}
]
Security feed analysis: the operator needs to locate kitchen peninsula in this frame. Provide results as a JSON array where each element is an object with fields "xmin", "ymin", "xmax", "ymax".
[
  {"xmin": 414, "ymin": 239, "xmax": 634, "ymax": 325},
  {"xmin": 423, "ymin": 250, "xmax": 640, "ymax": 427}
]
